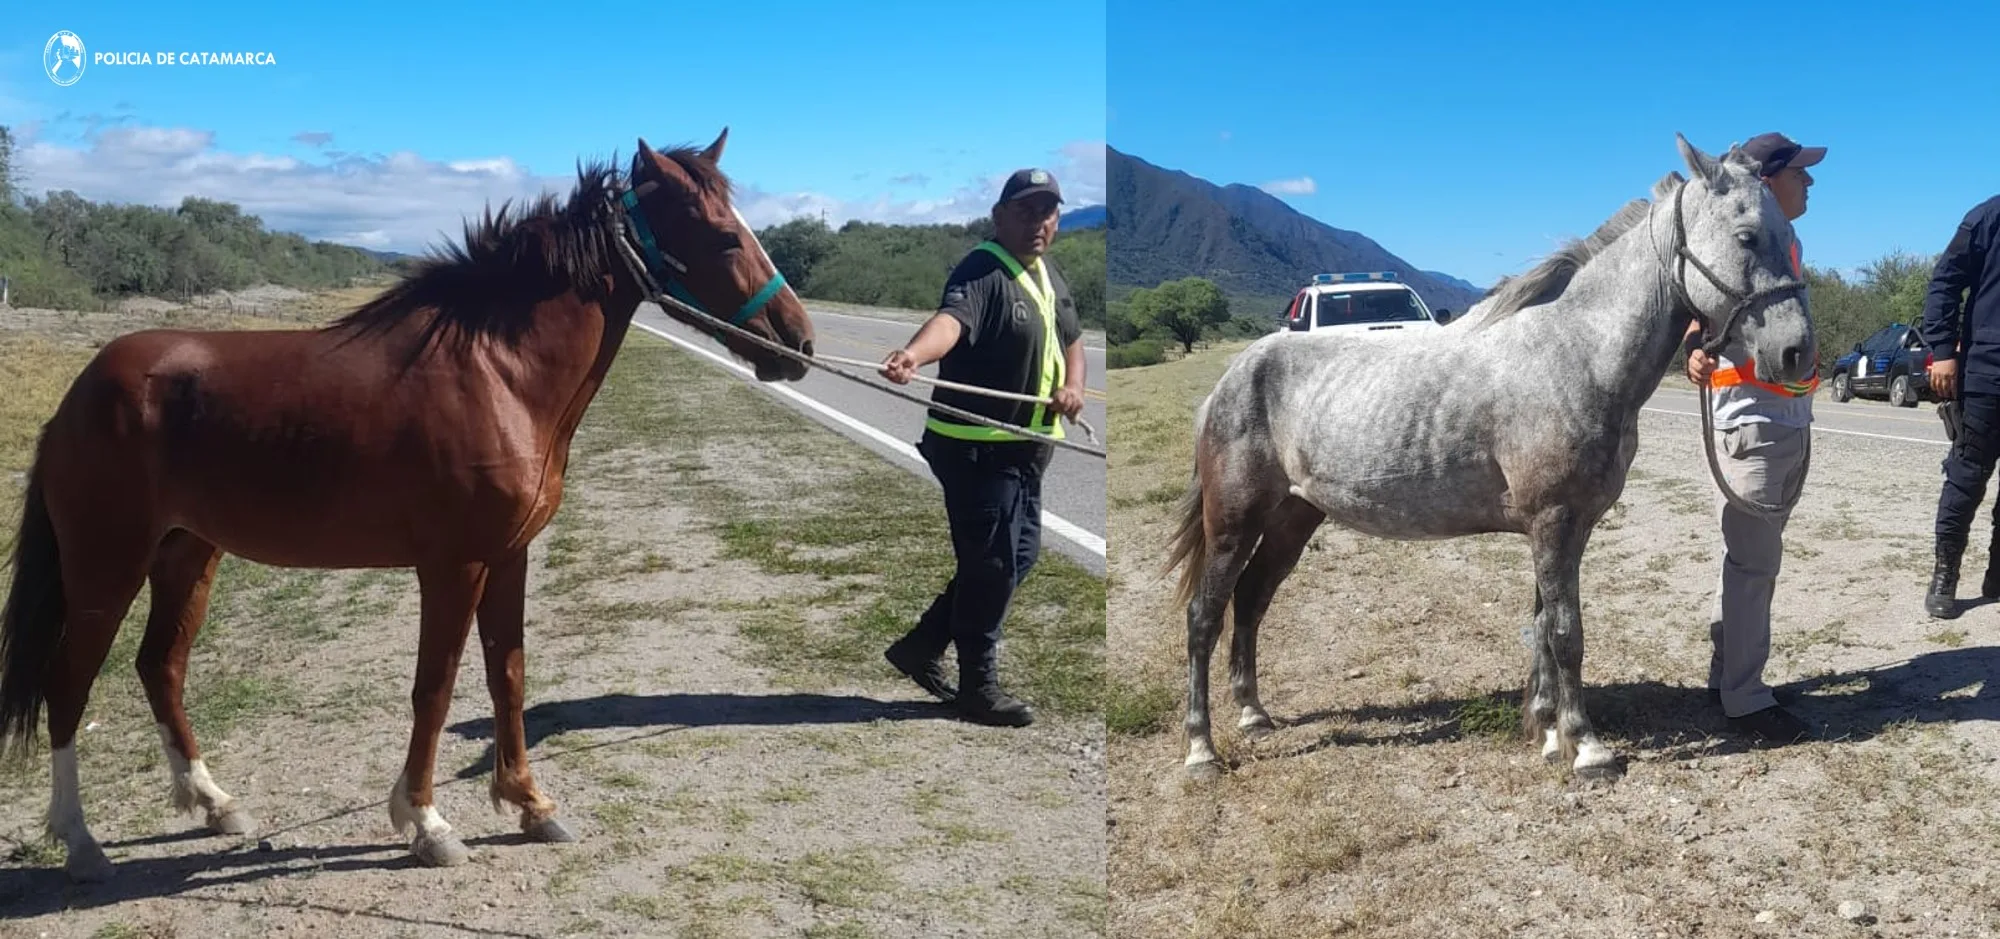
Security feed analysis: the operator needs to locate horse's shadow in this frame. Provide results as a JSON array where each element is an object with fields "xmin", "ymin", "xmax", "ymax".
[
  {"xmin": 0, "ymin": 835, "xmax": 551, "ymax": 933},
  {"xmin": 444, "ymin": 691, "xmax": 948, "ymax": 778},
  {"xmin": 1255, "ymin": 647, "xmax": 2000, "ymax": 766},
  {"xmin": 0, "ymin": 691, "xmax": 945, "ymax": 922}
]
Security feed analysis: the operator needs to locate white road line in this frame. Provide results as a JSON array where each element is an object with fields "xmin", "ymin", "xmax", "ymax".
[
  {"xmin": 1640, "ymin": 406, "xmax": 1950, "ymax": 447},
  {"xmin": 630, "ymin": 320, "xmax": 1108, "ymax": 559},
  {"xmin": 1649, "ymin": 388, "xmax": 1940, "ymax": 426}
]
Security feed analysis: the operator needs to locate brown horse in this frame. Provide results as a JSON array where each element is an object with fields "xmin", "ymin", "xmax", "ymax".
[{"xmin": 0, "ymin": 128, "xmax": 815, "ymax": 880}]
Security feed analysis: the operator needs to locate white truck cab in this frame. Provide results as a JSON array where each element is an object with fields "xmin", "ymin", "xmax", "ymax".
[{"xmin": 1283, "ymin": 271, "xmax": 1451, "ymax": 336}]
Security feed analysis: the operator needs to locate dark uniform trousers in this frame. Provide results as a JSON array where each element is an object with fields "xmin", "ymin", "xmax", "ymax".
[
  {"xmin": 1937, "ymin": 392, "xmax": 2000, "ymax": 550},
  {"xmin": 902, "ymin": 431, "xmax": 1048, "ymax": 683}
]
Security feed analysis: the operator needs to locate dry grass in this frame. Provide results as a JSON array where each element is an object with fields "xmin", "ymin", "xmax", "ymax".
[
  {"xmin": 0, "ymin": 292, "xmax": 1104, "ymax": 939},
  {"xmin": 1106, "ymin": 339, "xmax": 2000, "ymax": 938}
]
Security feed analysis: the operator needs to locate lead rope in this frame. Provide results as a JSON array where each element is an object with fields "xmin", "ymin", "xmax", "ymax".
[
  {"xmin": 1656, "ymin": 182, "xmax": 1811, "ymax": 520},
  {"xmin": 1697, "ymin": 381, "xmax": 1811, "ymax": 520},
  {"xmin": 605, "ymin": 197, "xmax": 1105, "ymax": 459}
]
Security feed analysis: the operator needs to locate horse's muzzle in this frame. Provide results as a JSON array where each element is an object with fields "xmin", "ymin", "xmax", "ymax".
[{"xmin": 756, "ymin": 339, "xmax": 811, "ymax": 382}]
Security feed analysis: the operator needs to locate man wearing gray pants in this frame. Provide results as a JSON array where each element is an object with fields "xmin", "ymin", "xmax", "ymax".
[{"xmin": 1682, "ymin": 131, "xmax": 1823, "ymax": 745}]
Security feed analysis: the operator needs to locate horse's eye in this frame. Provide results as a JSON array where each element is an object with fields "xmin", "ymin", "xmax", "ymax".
[{"xmin": 1735, "ymin": 232, "xmax": 1756, "ymax": 247}]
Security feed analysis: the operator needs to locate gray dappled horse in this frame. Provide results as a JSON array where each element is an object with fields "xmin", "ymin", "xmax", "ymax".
[{"xmin": 1164, "ymin": 135, "xmax": 1815, "ymax": 780}]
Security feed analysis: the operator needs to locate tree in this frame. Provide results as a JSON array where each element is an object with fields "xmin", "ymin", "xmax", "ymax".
[
  {"xmin": 759, "ymin": 215, "xmax": 840, "ymax": 294},
  {"xmin": 1129, "ymin": 276, "xmax": 1231, "ymax": 354},
  {"xmin": 1861, "ymin": 251, "xmax": 1935, "ymax": 326},
  {"xmin": 33, "ymin": 190, "xmax": 91, "ymax": 266},
  {"xmin": 1045, "ymin": 229, "xmax": 1105, "ymax": 328},
  {"xmin": 0, "ymin": 125, "xmax": 15, "ymax": 204},
  {"xmin": 1105, "ymin": 298, "xmax": 1142, "ymax": 344}
]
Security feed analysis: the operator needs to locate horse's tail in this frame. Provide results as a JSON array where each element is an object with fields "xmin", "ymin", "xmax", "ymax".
[
  {"xmin": 0, "ymin": 446, "xmax": 65, "ymax": 763},
  {"xmin": 1164, "ymin": 405, "xmax": 1211, "ymax": 612}
]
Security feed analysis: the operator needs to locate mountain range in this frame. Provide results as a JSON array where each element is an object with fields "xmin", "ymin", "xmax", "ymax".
[
  {"xmin": 1106, "ymin": 146, "xmax": 1485, "ymax": 316},
  {"xmin": 1059, "ymin": 205, "xmax": 1106, "ymax": 230}
]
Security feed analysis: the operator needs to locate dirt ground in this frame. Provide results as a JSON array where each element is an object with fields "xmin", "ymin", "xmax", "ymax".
[
  {"xmin": 0, "ymin": 300, "xmax": 1106, "ymax": 938},
  {"xmin": 1106, "ymin": 340, "xmax": 2000, "ymax": 938}
]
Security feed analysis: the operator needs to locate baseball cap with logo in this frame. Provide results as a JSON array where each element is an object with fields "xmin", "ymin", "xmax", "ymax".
[
  {"xmin": 1741, "ymin": 132, "xmax": 1826, "ymax": 178},
  {"xmin": 998, "ymin": 168, "xmax": 1063, "ymax": 205}
]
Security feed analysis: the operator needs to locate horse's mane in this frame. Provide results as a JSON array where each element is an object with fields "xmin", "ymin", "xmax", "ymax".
[
  {"xmin": 330, "ymin": 145, "xmax": 730, "ymax": 349},
  {"xmin": 1467, "ymin": 171, "xmax": 1684, "ymax": 326}
]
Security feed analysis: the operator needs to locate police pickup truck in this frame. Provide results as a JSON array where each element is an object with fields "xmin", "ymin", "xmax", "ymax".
[
  {"xmin": 1283, "ymin": 271, "xmax": 1452, "ymax": 337},
  {"xmin": 1828, "ymin": 322, "xmax": 1934, "ymax": 408}
]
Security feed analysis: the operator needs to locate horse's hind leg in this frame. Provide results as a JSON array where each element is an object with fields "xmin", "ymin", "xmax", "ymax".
[
  {"xmin": 1229, "ymin": 495, "xmax": 1325, "ymax": 739},
  {"xmin": 44, "ymin": 536, "xmax": 152, "ymax": 881},
  {"xmin": 1183, "ymin": 483, "xmax": 1283, "ymax": 779},
  {"xmin": 136, "ymin": 529, "xmax": 253, "ymax": 836},
  {"xmin": 1530, "ymin": 510, "xmax": 1620, "ymax": 779},
  {"xmin": 389, "ymin": 561, "xmax": 488, "ymax": 867},
  {"xmin": 475, "ymin": 548, "xmax": 574, "ymax": 844}
]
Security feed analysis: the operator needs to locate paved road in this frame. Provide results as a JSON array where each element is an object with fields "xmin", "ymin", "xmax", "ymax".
[
  {"xmin": 630, "ymin": 302, "xmax": 1108, "ymax": 575},
  {"xmin": 1644, "ymin": 385, "xmax": 1951, "ymax": 447}
]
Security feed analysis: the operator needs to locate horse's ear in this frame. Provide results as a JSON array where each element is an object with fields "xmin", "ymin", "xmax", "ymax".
[
  {"xmin": 634, "ymin": 137, "xmax": 658, "ymax": 175},
  {"xmin": 1675, "ymin": 133, "xmax": 1727, "ymax": 190},
  {"xmin": 702, "ymin": 127, "xmax": 729, "ymax": 165}
]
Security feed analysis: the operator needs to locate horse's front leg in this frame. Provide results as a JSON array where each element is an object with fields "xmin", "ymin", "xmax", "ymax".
[
  {"xmin": 1521, "ymin": 585, "xmax": 1563, "ymax": 762},
  {"xmin": 477, "ymin": 548, "xmax": 573, "ymax": 843},
  {"xmin": 1531, "ymin": 510, "xmax": 1621, "ymax": 779},
  {"xmin": 389, "ymin": 561, "xmax": 489, "ymax": 867}
]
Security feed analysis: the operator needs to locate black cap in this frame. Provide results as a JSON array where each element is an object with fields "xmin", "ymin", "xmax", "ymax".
[
  {"xmin": 998, "ymin": 168, "xmax": 1063, "ymax": 205},
  {"xmin": 1741, "ymin": 132, "xmax": 1826, "ymax": 178}
]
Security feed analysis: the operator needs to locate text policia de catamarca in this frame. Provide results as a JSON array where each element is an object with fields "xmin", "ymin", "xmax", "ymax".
[{"xmin": 93, "ymin": 51, "xmax": 277, "ymax": 66}]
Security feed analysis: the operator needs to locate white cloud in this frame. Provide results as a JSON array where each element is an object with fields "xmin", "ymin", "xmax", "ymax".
[
  {"xmin": 446, "ymin": 157, "xmax": 518, "ymax": 174},
  {"xmin": 326, "ymin": 229, "xmax": 391, "ymax": 248},
  {"xmin": 12, "ymin": 124, "xmax": 1107, "ymax": 253},
  {"xmin": 15, "ymin": 124, "xmax": 560, "ymax": 255},
  {"xmin": 1259, "ymin": 176, "xmax": 1316, "ymax": 196},
  {"xmin": 742, "ymin": 138, "xmax": 1105, "ymax": 230}
]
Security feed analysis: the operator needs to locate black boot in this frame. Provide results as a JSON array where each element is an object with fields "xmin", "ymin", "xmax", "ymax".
[
  {"xmin": 953, "ymin": 679, "xmax": 1034, "ymax": 727},
  {"xmin": 952, "ymin": 654, "xmax": 1033, "ymax": 727},
  {"xmin": 1928, "ymin": 536, "xmax": 1966, "ymax": 619},
  {"xmin": 884, "ymin": 635, "xmax": 956, "ymax": 703}
]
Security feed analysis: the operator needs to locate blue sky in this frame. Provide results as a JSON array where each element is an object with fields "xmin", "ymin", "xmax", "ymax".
[
  {"xmin": 1110, "ymin": 0, "xmax": 2000, "ymax": 288},
  {"xmin": 10, "ymin": 1, "xmax": 1105, "ymax": 253}
]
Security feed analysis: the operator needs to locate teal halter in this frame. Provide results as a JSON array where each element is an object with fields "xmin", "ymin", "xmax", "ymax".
[{"xmin": 618, "ymin": 187, "xmax": 786, "ymax": 332}]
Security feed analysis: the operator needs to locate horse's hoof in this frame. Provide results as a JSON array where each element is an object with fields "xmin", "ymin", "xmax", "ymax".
[
  {"xmin": 207, "ymin": 806, "xmax": 256, "ymax": 836},
  {"xmin": 64, "ymin": 843, "xmax": 114, "ymax": 883},
  {"xmin": 523, "ymin": 816, "xmax": 577, "ymax": 843},
  {"xmin": 412, "ymin": 832, "xmax": 471, "ymax": 867},
  {"xmin": 1185, "ymin": 761, "xmax": 1226, "ymax": 783},
  {"xmin": 1573, "ymin": 761, "xmax": 1625, "ymax": 783},
  {"xmin": 1239, "ymin": 722, "xmax": 1277, "ymax": 742}
]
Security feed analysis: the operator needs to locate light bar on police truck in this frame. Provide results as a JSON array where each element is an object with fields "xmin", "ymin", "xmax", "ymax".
[{"xmin": 1311, "ymin": 272, "xmax": 1399, "ymax": 284}]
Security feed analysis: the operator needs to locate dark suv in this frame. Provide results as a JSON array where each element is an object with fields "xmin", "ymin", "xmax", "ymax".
[{"xmin": 1830, "ymin": 323, "xmax": 1934, "ymax": 407}]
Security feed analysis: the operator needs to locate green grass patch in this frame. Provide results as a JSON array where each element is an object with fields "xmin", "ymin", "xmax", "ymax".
[
  {"xmin": 1928, "ymin": 628, "xmax": 1969, "ymax": 648},
  {"xmin": 1105, "ymin": 674, "xmax": 1178, "ymax": 737},
  {"xmin": 1450, "ymin": 694, "xmax": 1523, "ymax": 739}
]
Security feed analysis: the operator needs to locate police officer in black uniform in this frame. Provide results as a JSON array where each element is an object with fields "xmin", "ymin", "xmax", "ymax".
[
  {"xmin": 1919, "ymin": 193, "xmax": 2000, "ymax": 618},
  {"xmin": 877, "ymin": 168, "xmax": 1086, "ymax": 726}
]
